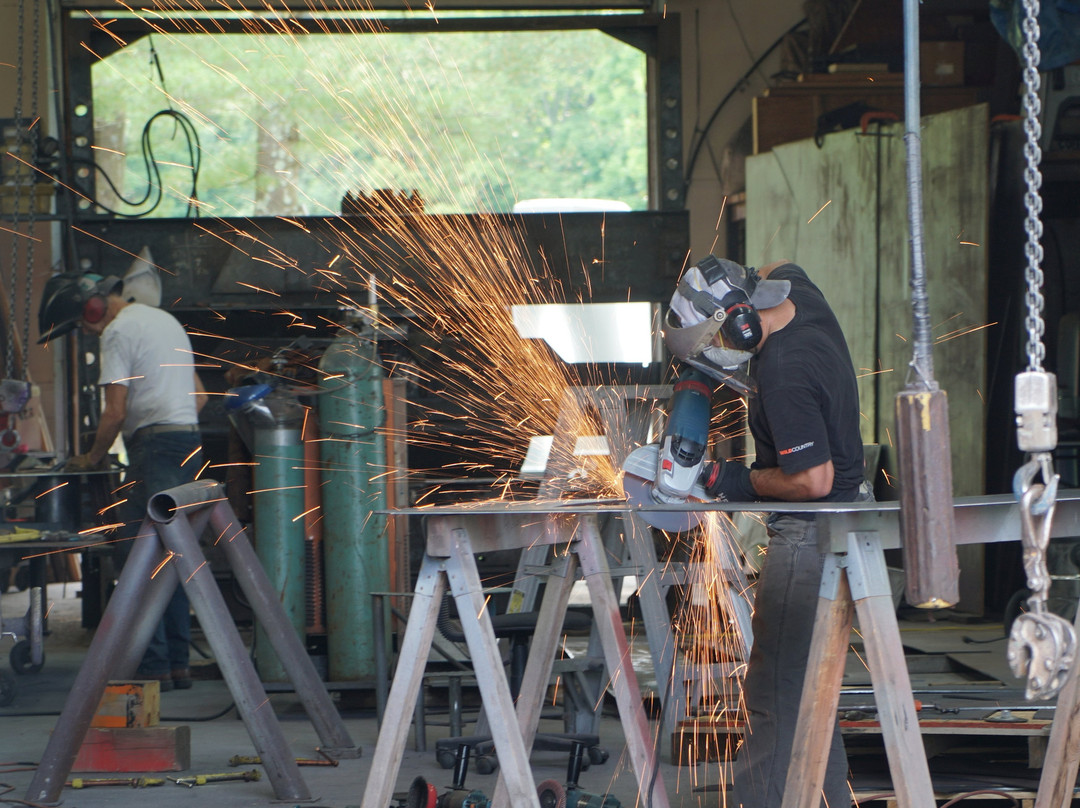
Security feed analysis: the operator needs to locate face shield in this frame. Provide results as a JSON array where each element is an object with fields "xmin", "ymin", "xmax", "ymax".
[{"xmin": 663, "ymin": 257, "xmax": 790, "ymax": 392}]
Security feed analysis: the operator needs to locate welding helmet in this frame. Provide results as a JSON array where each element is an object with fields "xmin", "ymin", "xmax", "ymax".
[
  {"xmin": 37, "ymin": 273, "xmax": 122, "ymax": 344},
  {"xmin": 664, "ymin": 256, "xmax": 790, "ymax": 379}
]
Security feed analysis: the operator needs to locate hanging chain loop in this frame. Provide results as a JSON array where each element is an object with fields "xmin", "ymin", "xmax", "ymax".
[
  {"xmin": 1020, "ymin": 0, "xmax": 1046, "ymax": 372},
  {"xmin": 1005, "ymin": 0, "xmax": 1073, "ymax": 702},
  {"xmin": 6, "ymin": 0, "xmax": 26, "ymax": 381},
  {"xmin": 21, "ymin": 0, "xmax": 41, "ymax": 378}
]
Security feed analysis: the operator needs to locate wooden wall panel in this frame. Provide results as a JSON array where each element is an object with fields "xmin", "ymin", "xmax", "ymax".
[{"xmin": 745, "ymin": 104, "xmax": 990, "ymax": 499}]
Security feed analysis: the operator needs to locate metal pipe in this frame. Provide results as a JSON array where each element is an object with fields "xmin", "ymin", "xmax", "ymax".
[
  {"xmin": 373, "ymin": 592, "xmax": 388, "ymax": 723},
  {"xmin": 903, "ymin": 0, "xmax": 935, "ymax": 387},
  {"xmin": 154, "ymin": 512, "xmax": 310, "ymax": 801},
  {"xmin": 114, "ymin": 508, "xmax": 214, "ymax": 678},
  {"xmin": 25, "ymin": 520, "xmax": 170, "ymax": 804},
  {"xmin": 208, "ymin": 500, "xmax": 359, "ymax": 757},
  {"xmin": 147, "ymin": 480, "xmax": 227, "ymax": 521}
]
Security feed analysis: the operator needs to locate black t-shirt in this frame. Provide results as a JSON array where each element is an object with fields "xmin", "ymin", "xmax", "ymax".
[{"xmin": 747, "ymin": 264, "xmax": 864, "ymax": 502}]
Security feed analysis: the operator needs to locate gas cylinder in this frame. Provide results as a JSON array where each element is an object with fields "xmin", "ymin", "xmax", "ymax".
[{"xmin": 317, "ymin": 310, "xmax": 388, "ymax": 681}]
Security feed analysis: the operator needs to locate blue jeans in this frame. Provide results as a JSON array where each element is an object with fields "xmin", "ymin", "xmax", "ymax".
[
  {"xmin": 120, "ymin": 429, "xmax": 202, "ymax": 676},
  {"xmin": 729, "ymin": 489, "xmax": 873, "ymax": 808}
]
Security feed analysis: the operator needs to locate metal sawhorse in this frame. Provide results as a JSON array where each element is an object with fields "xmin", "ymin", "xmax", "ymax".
[
  {"xmin": 25, "ymin": 480, "xmax": 359, "ymax": 805},
  {"xmin": 359, "ymin": 505, "xmax": 670, "ymax": 808},
  {"xmin": 778, "ymin": 493, "xmax": 1080, "ymax": 808}
]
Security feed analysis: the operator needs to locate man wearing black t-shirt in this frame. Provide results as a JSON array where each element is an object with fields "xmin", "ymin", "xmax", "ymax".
[{"xmin": 664, "ymin": 257, "xmax": 867, "ymax": 808}]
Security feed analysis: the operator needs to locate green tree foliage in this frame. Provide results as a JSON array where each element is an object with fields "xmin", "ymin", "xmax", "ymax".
[{"xmin": 90, "ymin": 23, "xmax": 648, "ymax": 216}]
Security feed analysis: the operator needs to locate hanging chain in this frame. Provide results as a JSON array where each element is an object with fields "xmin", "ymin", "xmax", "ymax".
[
  {"xmin": 1007, "ymin": 0, "xmax": 1074, "ymax": 702},
  {"xmin": 6, "ymin": 0, "xmax": 26, "ymax": 381},
  {"xmin": 21, "ymin": 0, "xmax": 41, "ymax": 377},
  {"xmin": 1021, "ymin": 0, "xmax": 1046, "ymax": 373}
]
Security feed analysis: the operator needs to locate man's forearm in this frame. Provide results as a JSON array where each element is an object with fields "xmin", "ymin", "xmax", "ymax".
[
  {"xmin": 87, "ymin": 416, "xmax": 123, "ymax": 464},
  {"xmin": 749, "ymin": 461, "xmax": 833, "ymax": 502}
]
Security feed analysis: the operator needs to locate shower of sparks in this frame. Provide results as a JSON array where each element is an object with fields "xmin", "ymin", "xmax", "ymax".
[
  {"xmin": 661, "ymin": 510, "xmax": 757, "ymax": 787},
  {"xmin": 18, "ymin": 1, "xmax": 990, "ymax": 798}
]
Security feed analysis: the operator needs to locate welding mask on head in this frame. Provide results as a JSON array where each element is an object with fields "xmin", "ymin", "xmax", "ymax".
[
  {"xmin": 664, "ymin": 255, "xmax": 791, "ymax": 384},
  {"xmin": 37, "ymin": 273, "xmax": 122, "ymax": 344}
]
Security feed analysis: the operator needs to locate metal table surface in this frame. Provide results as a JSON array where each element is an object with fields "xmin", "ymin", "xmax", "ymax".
[{"xmin": 385, "ymin": 490, "xmax": 1080, "ymax": 552}]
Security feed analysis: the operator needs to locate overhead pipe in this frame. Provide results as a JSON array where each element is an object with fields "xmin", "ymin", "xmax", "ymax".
[{"xmin": 895, "ymin": 0, "xmax": 960, "ymax": 609}]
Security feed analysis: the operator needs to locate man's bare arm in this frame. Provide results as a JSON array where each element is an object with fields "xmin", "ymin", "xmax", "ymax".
[
  {"xmin": 86, "ymin": 384, "xmax": 128, "ymax": 465},
  {"xmin": 750, "ymin": 459, "xmax": 834, "ymax": 501}
]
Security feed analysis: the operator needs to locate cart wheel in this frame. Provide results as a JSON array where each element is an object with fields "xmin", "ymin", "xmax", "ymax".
[
  {"xmin": 10, "ymin": 640, "xmax": 43, "ymax": 674},
  {"xmin": 0, "ymin": 671, "xmax": 15, "ymax": 706},
  {"xmin": 474, "ymin": 755, "xmax": 498, "ymax": 775},
  {"xmin": 587, "ymin": 746, "xmax": 609, "ymax": 765}
]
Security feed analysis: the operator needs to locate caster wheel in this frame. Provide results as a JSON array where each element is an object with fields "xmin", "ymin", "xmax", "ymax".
[
  {"xmin": 588, "ymin": 746, "xmax": 609, "ymax": 765},
  {"xmin": 0, "ymin": 671, "xmax": 15, "ymax": 706},
  {"xmin": 475, "ymin": 755, "xmax": 498, "ymax": 775},
  {"xmin": 579, "ymin": 754, "xmax": 591, "ymax": 771},
  {"xmin": 13, "ymin": 564, "xmax": 30, "ymax": 592},
  {"xmin": 10, "ymin": 640, "xmax": 43, "ymax": 674},
  {"xmin": 435, "ymin": 750, "xmax": 456, "ymax": 770}
]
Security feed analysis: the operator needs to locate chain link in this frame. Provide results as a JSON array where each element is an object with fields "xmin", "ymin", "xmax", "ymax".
[
  {"xmin": 22, "ymin": 0, "xmax": 41, "ymax": 378},
  {"xmin": 1021, "ymin": 0, "xmax": 1046, "ymax": 372},
  {"xmin": 7, "ymin": 0, "xmax": 26, "ymax": 380}
]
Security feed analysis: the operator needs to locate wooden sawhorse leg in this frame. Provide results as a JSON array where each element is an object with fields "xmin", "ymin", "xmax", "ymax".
[
  {"xmin": 359, "ymin": 536, "xmax": 543, "ymax": 808},
  {"xmin": 782, "ymin": 532, "xmax": 935, "ymax": 808},
  {"xmin": 491, "ymin": 515, "xmax": 670, "ymax": 808}
]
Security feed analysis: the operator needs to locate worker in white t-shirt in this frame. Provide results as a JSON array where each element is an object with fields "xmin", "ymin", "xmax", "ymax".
[{"xmin": 38, "ymin": 273, "xmax": 207, "ymax": 691}]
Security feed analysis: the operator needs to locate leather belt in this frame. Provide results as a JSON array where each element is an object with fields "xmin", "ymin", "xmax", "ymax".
[{"xmin": 131, "ymin": 423, "xmax": 199, "ymax": 440}]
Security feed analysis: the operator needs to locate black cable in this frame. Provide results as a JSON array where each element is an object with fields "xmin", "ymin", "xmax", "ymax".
[
  {"xmin": 161, "ymin": 700, "xmax": 236, "ymax": 723},
  {"xmin": 683, "ymin": 17, "xmax": 808, "ymax": 192},
  {"xmin": 67, "ymin": 109, "xmax": 202, "ymax": 218}
]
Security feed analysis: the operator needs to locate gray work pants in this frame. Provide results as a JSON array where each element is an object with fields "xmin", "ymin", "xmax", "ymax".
[{"xmin": 728, "ymin": 512, "xmax": 851, "ymax": 808}]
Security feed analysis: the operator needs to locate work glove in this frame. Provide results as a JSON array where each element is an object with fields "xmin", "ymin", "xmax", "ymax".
[
  {"xmin": 700, "ymin": 459, "xmax": 756, "ymax": 502},
  {"xmin": 64, "ymin": 453, "xmax": 106, "ymax": 473}
]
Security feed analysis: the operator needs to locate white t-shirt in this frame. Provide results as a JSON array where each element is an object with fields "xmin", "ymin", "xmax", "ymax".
[{"xmin": 98, "ymin": 302, "xmax": 198, "ymax": 438}]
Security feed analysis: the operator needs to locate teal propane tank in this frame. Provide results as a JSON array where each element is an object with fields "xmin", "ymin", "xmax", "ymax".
[
  {"xmin": 318, "ymin": 311, "xmax": 388, "ymax": 681},
  {"xmin": 226, "ymin": 383, "xmax": 307, "ymax": 682}
]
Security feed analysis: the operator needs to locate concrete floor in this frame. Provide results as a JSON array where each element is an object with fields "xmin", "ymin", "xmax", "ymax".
[{"xmin": 0, "ymin": 582, "xmax": 1059, "ymax": 807}]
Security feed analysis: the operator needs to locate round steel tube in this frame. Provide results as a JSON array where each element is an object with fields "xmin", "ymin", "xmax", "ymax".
[
  {"xmin": 147, "ymin": 480, "xmax": 227, "ymax": 523},
  {"xmin": 208, "ymin": 500, "xmax": 358, "ymax": 756},
  {"xmin": 113, "ymin": 508, "xmax": 214, "ymax": 678},
  {"xmin": 25, "ymin": 520, "xmax": 172, "ymax": 804},
  {"xmin": 154, "ymin": 512, "xmax": 311, "ymax": 801}
]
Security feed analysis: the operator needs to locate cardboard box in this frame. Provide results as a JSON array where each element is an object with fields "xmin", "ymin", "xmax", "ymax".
[{"xmin": 921, "ymin": 42, "xmax": 965, "ymax": 86}]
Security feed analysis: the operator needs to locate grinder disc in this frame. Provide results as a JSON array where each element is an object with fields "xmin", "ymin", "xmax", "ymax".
[{"xmin": 621, "ymin": 444, "xmax": 706, "ymax": 533}]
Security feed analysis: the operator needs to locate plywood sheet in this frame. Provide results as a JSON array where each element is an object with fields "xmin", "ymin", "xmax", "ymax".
[{"xmin": 745, "ymin": 104, "xmax": 990, "ymax": 501}]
